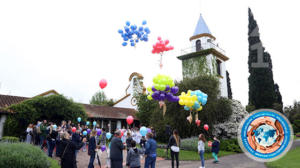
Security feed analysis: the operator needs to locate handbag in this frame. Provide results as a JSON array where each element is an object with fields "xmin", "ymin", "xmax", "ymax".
[{"xmin": 171, "ymin": 146, "xmax": 180, "ymax": 152}]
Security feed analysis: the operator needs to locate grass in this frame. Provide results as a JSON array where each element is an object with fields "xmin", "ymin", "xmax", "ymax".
[
  {"xmin": 156, "ymin": 148, "xmax": 236, "ymax": 161},
  {"xmin": 48, "ymin": 157, "xmax": 60, "ymax": 168},
  {"xmin": 265, "ymin": 147, "xmax": 300, "ymax": 168}
]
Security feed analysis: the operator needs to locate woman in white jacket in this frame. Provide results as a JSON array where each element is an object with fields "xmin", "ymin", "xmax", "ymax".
[{"xmin": 198, "ymin": 134, "xmax": 206, "ymax": 168}]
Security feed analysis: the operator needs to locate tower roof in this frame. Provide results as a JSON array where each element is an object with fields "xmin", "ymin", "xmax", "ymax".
[{"xmin": 190, "ymin": 14, "xmax": 216, "ymax": 41}]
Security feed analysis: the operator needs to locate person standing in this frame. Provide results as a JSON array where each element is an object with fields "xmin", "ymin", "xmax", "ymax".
[
  {"xmin": 126, "ymin": 140, "xmax": 145, "ymax": 168},
  {"xmin": 47, "ymin": 125, "xmax": 58, "ymax": 157},
  {"xmin": 25, "ymin": 124, "xmax": 33, "ymax": 144},
  {"xmin": 168, "ymin": 129, "xmax": 180, "ymax": 168},
  {"xmin": 35, "ymin": 121, "xmax": 41, "ymax": 145},
  {"xmin": 40, "ymin": 120, "xmax": 47, "ymax": 149},
  {"xmin": 88, "ymin": 130, "xmax": 98, "ymax": 168},
  {"xmin": 140, "ymin": 136, "xmax": 146, "ymax": 149},
  {"xmin": 59, "ymin": 131, "xmax": 86, "ymax": 168},
  {"xmin": 100, "ymin": 128, "xmax": 107, "ymax": 146},
  {"xmin": 110, "ymin": 130, "xmax": 125, "ymax": 168},
  {"xmin": 72, "ymin": 130, "xmax": 81, "ymax": 158},
  {"xmin": 198, "ymin": 134, "xmax": 206, "ymax": 168},
  {"xmin": 126, "ymin": 132, "xmax": 133, "ymax": 151},
  {"xmin": 212, "ymin": 136, "xmax": 220, "ymax": 163},
  {"xmin": 144, "ymin": 133, "xmax": 157, "ymax": 168}
]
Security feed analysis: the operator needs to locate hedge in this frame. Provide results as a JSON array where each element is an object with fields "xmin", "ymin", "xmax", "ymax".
[
  {"xmin": 1, "ymin": 136, "xmax": 20, "ymax": 143},
  {"xmin": 219, "ymin": 138, "xmax": 242, "ymax": 153},
  {"xmin": 0, "ymin": 143, "xmax": 50, "ymax": 168}
]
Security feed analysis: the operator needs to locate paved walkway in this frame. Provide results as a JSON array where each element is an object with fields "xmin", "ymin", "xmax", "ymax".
[{"xmin": 53, "ymin": 139, "xmax": 300, "ymax": 168}]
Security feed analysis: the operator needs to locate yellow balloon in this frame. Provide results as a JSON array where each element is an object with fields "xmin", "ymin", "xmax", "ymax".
[
  {"xmin": 147, "ymin": 95, "xmax": 153, "ymax": 100},
  {"xmin": 192, "ymin": 95, "xmax": 197, "ymax": 101},
  {"xmin": 181, "ymin": 92, "xmax": 185, "ymax": 96},
  {"xmin": 179, "ymin": 100, "xmax": 184, "ymax": 105},
  {"xmin": 197, "ymin": 106, "xmax": 203, "ymax": 111},
  {"xmin": 187, "ymin": 90, "xmax": 192, "ymax": 96}
]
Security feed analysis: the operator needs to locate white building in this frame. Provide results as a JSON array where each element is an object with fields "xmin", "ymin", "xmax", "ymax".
[{"xmin": 178, "ymin": 14, "xmax": 229, "ymax": 98}]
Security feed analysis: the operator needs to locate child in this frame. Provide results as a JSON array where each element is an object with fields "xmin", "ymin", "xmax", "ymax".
[
  {"xmin": 198, "ymin": 134, "xmax": 206, "ymax": 168},
  {"xmin": 212, "ymin": 136, "xmax": 220, "ymax": 163},
  {"xmin": 139, "ymin": 136, "xmax": 146, "ymax": 148},
  {"xmin": 126, "ymin": 140, "xmax": 145, "ymax": 168}
]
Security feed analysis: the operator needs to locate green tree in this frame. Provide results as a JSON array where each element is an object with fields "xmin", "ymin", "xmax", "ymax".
[
  {"xmin": 226, "ymin": 71, "xmax": 233, "ymax": 99},
  {"xmin": 4, "ymin": 95, "xmax": 87, "ymax": 137},
  {"xmin": 248, "ymin": 8, "xmax": 282, "ymax": 110},
  {"xmin": 90, "ymin": 91, "xmax": 114, "ymax": 106},
  {"xmin": 136, "ymin": 94, "xmax": 158, "ymax": 126}
]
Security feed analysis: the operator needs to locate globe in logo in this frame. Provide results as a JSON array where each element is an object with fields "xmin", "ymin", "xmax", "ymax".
[
  {"xmin": 254, "ymin": 124, "xmax": 277, "ymax": 147},
  {"xmin": 238, "ymin": 109, "xmax": 293, "ymax": 162}
]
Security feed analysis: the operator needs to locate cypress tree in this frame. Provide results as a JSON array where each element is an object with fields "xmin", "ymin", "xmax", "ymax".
[
  {"xmin": 226, "ymin": 71, "xmax": 232, "ymax": 99},
  {"xmin": 248, "ymin": 8, "xmax": 277, "ymax": 109}
]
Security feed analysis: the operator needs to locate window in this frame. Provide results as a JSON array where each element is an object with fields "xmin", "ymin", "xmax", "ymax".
[
  {"xmin": 216, "ymin": 59, "xmax": 221, "ymax": 76},
  {"xmin": 207, "ymin": 39, "xmax": 211, "ymax": 42},
  {"xmin": 196, "ymin": 40, "xmax": 201, "ymax": 51}
]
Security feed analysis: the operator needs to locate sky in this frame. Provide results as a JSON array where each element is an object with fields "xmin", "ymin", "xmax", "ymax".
[{"xmin": 0, "ymin": 0, "xmax": 300, "ymax": 107}]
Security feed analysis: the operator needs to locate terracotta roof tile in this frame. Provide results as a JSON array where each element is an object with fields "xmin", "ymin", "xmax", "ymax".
[{"xmin": 0, "ymin": 94, "xmax": 29, "ymax": 108}]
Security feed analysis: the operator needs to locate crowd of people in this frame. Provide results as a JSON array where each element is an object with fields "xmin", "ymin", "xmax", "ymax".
[{"xmin": 24, "ymin": 120, "xmax": 220, "ymax": 168}]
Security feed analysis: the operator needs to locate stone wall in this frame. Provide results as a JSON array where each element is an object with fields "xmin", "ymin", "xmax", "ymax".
[{"xmin": 213, "ymin": 99, "xmax": 248, "ymax": 139}]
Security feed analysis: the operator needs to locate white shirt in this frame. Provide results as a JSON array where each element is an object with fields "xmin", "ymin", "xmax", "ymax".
[
  {"xmin": 198, "ymin": 140, "xmax": 205, "ymax": 152},
  {"xmin": 26, "ymin": 128, "xmax": 33, "ymax": 133}
]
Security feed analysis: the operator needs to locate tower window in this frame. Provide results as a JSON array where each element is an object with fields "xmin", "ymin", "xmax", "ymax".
[
  {"xmin": 216, "ymin": 59, "xmax": 221, "ymax": 76},
  {"xmin": 196, "ymin": 40, "xmax": 201, "ymax": 51}
]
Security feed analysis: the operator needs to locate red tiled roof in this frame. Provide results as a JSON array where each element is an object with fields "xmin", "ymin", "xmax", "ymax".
[
  {"xmin": 82, "ymin": 104, "xmax": 138, "ymax": 120},
  {"xmin": 0, "ymin": 94, "xmax": 29, "ymax": 108}
]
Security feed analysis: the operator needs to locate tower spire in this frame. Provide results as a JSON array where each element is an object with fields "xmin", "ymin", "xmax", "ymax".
[{"xmin": 190, "ymin": 14, "xmax": 215, "ymax": 41}]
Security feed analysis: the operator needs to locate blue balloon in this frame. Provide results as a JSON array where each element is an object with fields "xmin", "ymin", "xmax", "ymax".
[
  {"xmin": 83, "ymin": 131, "xmax": 87, "ymax": 136},
  {"xmin": 77, "ymin": 117, "xmax": 81, "ymax": 122},
  {"xmin": 123, "ymin": 37, "xmax": 129, "ymax": 41},
  {"xmin": 53, "ymin": 125, "xmax": 57, "ymax": 130},
  {"xmin": 140, "ymin": 126, "xmax": 147, "ymax": 136},
  {"xmin": 201, "ymin": 97, "xmax": 207, "ymax": 105},
  {"xmin": 135, "ymin": 39, "xmax": 139, "ymax": 43},
  {"xmin": 144, "ymin": 38, "xmax": 148, "ymax": 42},
  {"xmin": 138, "ymin": 27, "xmax": 143, "ymax": 31},
  {"xmin": 130, "ymin": 39, "xmax": 134, "ymax": 42},
  {"xmin": 118, "ymin": 29, "xmax": 123, "ymax": 34},
  {"xmin": 122, "ymin": 42, "xmax": 127, "ymax": 46},
  {"xmin": 125, "ymin": 27, "xmax": 130, "ymax": 33},
  {"xmin": 184, "ymin": 106, "xmax": 190, "ymax": 111},
  {"xmin": 86, "ymin": 121, "xmax": 90, "ymax": 125},
  {"xmin": 130, "ymin": 42, "xmax": 135, "ymax": 46},
  {"xmin": 93, "ymin": 121, "xmax": 97, "ymax": 126},
  {"xmin": 106, "ymin": 132, "xmax": 112, "ymax": 139},
  {"xmin": 126, "ymin": 21, "xmax": 130, "ymax": 26},
  {"xmin": 142, "ymin": 20, "xmax": 147, "ymax": 25}
]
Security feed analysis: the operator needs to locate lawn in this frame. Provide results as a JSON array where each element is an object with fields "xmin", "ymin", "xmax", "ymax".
[
  {"xmin": 156, "ymin": 148, "xmax": 236, "ymax": 161},
  {"xmin": 265, "ymin": 147, "xmax": 300, "ymax": 168}
]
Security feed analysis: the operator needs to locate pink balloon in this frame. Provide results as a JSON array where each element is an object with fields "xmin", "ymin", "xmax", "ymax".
[
  {"xmin": 169, "ymin": 46, "xmax": 174, "ymax": 50},
  {"xmin": 72, "ymin": 127, "xmax": 76, "ymax": 133},
  {"xmin": 99, "ymin": 79, "xmax": 107, "ymax": 89},
  {"xmin": 204, "ymin": 124, "xmax": 209, "ymax": 131},
  {"xmin": 126, "ymin": 116, "xmax": 134, "ymax": 125},
  {"xmin": 157, "ymin": 36, "xmax": 161, "ymax": 41},
  {"xmin": 165, "ymin": 40, "xmax": 169, "ymax": 45}
]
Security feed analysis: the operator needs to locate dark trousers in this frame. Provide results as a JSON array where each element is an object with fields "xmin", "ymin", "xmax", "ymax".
[
  {"xmin": 171, "ymin": 151, "xmax": 179, "ymax": 168},
  {"xmin": 88, "ymin": 153, "xmax": 95, "ymax": 168},
  {"xmin": 111, "ymin": 159, "xmax": 123, "ymax": 168},
  {"xmin": 48, "ymin": 140, "xmax": 56, "ymax": 157},
  {"xmin": 144, "ymin": 156, "xmax": 156, "ymax": 168}
]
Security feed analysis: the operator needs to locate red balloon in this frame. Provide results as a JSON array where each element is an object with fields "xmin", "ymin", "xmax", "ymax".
[
  {"xmin": 196, "ymin": 120, "xmax": 201, "ymax": 127},
  {"xmin": 157, "ymin": 36, "xmax": 161, "ymax": 41},
  {"xmin": 165, "ymin": 39, "xmax": 169, "ymax": 45},
  {"xmin": 169, "ymin": 46, "xmax": 174, "ymax": 50},
  {"xmin": 126, "ymin": 116, "xmax": 134, "ymax": 125},
  {"xmin": 204, "ymin": 124, "xmax": 209, "ymax": 131},
  {"xmin": 72, "ymin": 127, "xmax": 76, "ymax": 133},
  {"xmin": 121, "ymin": 130, "xmax": 124, "ymax": 137},
  {"xmin": 99, "ymin": 79, "xmax": 107, "ymax": 89}
]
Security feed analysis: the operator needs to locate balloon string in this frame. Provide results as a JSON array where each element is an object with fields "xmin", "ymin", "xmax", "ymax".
[{"xmin": 159, "ymin": 54, "xmax": 163, "ymax": 69}]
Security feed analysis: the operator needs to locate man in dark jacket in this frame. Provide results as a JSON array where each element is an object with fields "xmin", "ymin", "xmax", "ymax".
[
  {"xmin": 144, "ymin": 132, "xmax": 157, "ymax": 168},
  {"xmin": 88, "ymin": 130, "xmax": 97, "ymax": 168},
  {"xmin": 110, "ymin": 130, "xmax": 125, "ymax": 168},
  {"xmin": 72, "ymin": 130, "xmax": 81, "ymax": 157}
]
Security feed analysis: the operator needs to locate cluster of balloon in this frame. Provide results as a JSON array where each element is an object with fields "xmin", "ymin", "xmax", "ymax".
[
  {"xmin": 106, "ymin": 132, "xmax": 112, "ymax": 140},
  {"xmin": 118, "ymin": 20, "xmax": 150, "ymax": 47},
  {"xmin": 151, "ymin": 37, "xmax": 174, "ymax": 69},
  {"xmin": 179, "ymin": 90, "xmax": 208, "ymax": 124},
  {"xmin": 96, "ymin": 128, "xmax": 102, "ymax": 136},
  {"xmin": 147, "ymin": 74, "xmax": 179, "ymax": 115},
  {"xmin": 140, "ymin": 126, "xmax": 148, "ymax": 136},
  {"xmin": 126, "ymin": 116, "xmax": 134, "ymax": 125},
  {"xmin": 99, "ymin": 79, "xmax": 107, "ymax": 89},
  {"xmin": 77, "ymin": 117, "xmax": 81, "ymax": 122}
]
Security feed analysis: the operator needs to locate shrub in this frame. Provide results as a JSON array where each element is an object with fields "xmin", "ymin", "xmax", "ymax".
[
  {"xmin": 219, "ymin": 139, "xmax": 242, "ymax": 153},
  {"xmin": 1, "ymin": 136, "xmax": 20, "ymax": 143},
  {"xmin": 0, "ymin": 143, "xmax": 50, "ymax": 168},
  {"xmin": 48, "ymin": 157, "xmax": 60, "ymax": 168}
]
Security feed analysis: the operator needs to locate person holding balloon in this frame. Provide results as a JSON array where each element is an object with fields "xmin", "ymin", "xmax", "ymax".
[
  {"xmin": 144, "ymin": 132, "xmax": 157, "ymax": 168},
  {"xmin": 88, "ymin": 130, "xmax": 98, "ymax": 168},
  {"xmin": 47, "ymin": 124, "xmax": 58, "ymax": 157},
  {"xmin": 198, "ymin": 134, "xmax": 206, "ymax": 168}
]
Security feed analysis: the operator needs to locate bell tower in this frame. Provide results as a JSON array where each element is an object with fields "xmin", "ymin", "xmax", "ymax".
[{"xmin": 177, "ymin": 14, "xmax": 229, "ymax": 98}]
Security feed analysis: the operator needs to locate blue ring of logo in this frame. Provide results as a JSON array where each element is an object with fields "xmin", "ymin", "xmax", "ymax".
[{"xmin": 240, "ymin": 110, "xmax": 291, "ymax": 159}]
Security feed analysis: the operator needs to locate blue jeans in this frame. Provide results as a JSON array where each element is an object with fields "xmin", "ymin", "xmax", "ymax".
[
  {"xmin": 48, "ymin": 140, "xmax": 56, "ymax": 157},
  {"xmin": 145, "ymin": 156, "xmax": 156, "ymax": 168},
  {"xmin": 88, "ymin": 153, "xmax": 95, "ymax": 168},
  {"xmin": 40, "ymin": 136, "xmax": 45, "ymax": 149},
  {"xmin": 199, "ymin": 150, "xmax": 205, "ymax": 167}
]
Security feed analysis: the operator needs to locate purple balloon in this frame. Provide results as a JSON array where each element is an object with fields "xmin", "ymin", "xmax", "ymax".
[
  {"xmin": 171, "ymin": 86, "xmax": 179, "ymax": 94},
  {"xmin": 165, "ymin": 85, "xmax": 170, "ymax": 91},
  {"xmin": 160, "ymin": 93, "xmax": 166, "ymax": 100},
  {"xmin": 96, "ymin": 128, "xmax": 102, "ymax": 136},
  {"xmin": 87, "ymin": 129, "xmax": 91, "ymax": 134},
  {"xmin": 152, "ymin": 86, "xmax": 157, "ymax": 92},
  {"xmin": 101, "ymin": 145, "xmax": 106, "ymax": 152},
  {"xmin": 147, "ymin": 128, "xmax": 152, "ymax": 133}
]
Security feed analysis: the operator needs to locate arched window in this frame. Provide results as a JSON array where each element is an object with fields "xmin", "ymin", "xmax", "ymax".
[
  {"xmin": 196, "ymin": 40, "xmax": 201, "ymax": 51},
  {"xmin": 216, "ymin": 59, "xmax": 221, "ymax": 76}
]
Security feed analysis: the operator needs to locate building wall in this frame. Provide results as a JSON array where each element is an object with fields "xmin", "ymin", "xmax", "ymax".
[
  {"xmin": 113, "ymin": 95, "xmax": 137, "ymax": 110},
  {"xmin": 0, "ymin": 114, "xmax": 7, "ymax": 139}
]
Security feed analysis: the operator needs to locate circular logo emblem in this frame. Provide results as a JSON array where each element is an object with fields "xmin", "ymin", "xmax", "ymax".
[{"xmin": 238, "ymin": 109, "xmax": 293, "ymax": 162}]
